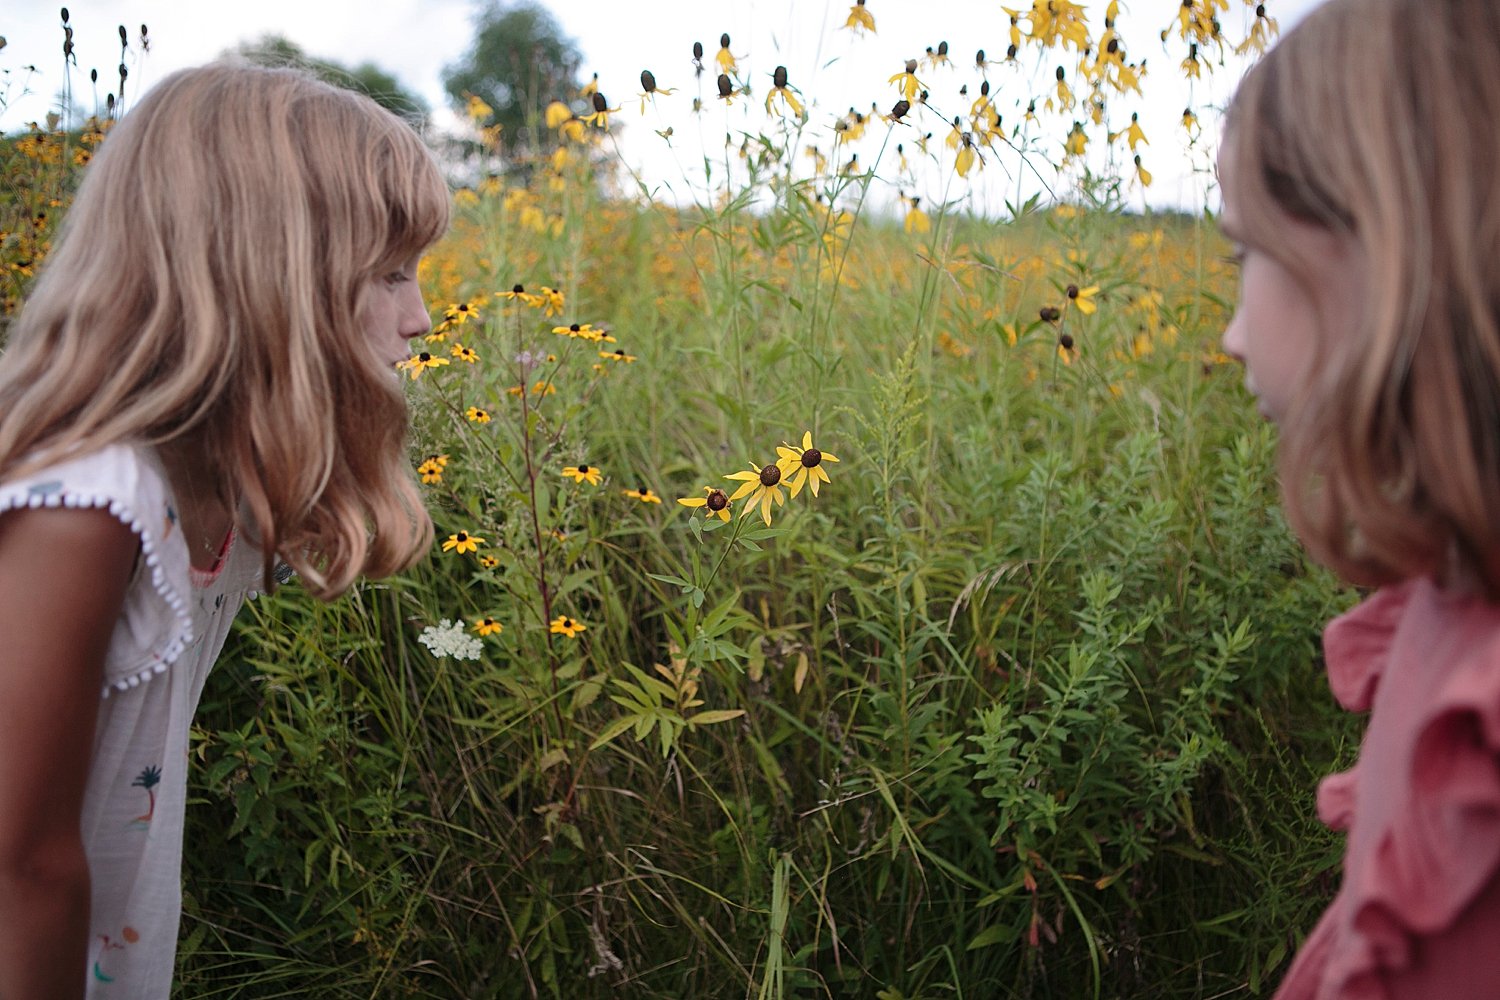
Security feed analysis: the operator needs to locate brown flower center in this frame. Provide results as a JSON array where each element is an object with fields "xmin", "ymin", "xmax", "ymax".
[
  {"xmin": 577, "ymin": 464, "xmax": 591, "ymax": 474},
  {"xmin": 706, "ymin": 489, "xmax": 729, "ymax": 511},
  {"xmin": 759, "ymin": 464, "xmax": 782, "ymax": 487},
  {"xmin": 800, "ymin": 448, "xmax": 822, "ymax": 468}
]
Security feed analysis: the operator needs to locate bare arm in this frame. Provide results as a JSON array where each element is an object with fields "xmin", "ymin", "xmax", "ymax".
[{"xmin": 0, "ymin": 506, "xmax": 137, "ymax": 1000}]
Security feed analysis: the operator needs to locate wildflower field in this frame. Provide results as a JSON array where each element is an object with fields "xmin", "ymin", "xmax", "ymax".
[{"xmin": 1, "ymin": 3, "xmax": 1361, "ymax": 997}]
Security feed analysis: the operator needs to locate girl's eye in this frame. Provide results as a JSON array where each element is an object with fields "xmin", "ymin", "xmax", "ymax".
[{"xmin": 384, "ymin": 271, "xmax": 409, "ymax": 285}]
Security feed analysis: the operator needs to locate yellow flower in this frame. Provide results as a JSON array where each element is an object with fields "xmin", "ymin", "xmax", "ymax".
[
  {"xmin": 888, "ymin": 60, "xmax": 923, "ymax": 103},
  {"xmin": 478, "ymin": 555, "xmax": 499, "ymax": 569},
  {"xmin": 775, "ymin": 431, "xmax": 840, "ymax": 499},
  {"xmin": 598, "ymin": 348, "xmax": 637, "ymax": 363},
  {"xmin": 903, "ymin": 197, "xmax": 931, "ymax": 235},
  {"xmin": 1064, "ymin": 122, "xmax": 1088, "ymax": 159},
  {"xmin": 1134, "ymin": 155, "xmax": 1152, "ymax": 188},
  {"xmin": 398, "ymin": 351, "xmax": 451, "ymax": 379},
  {"xmin": 725, "ymin": 462, "xmax": 787, "ymax": 526},
  {"xmin": 465, "ymin": 406, "xmax": 492, "ymax": 424},
  {"xmin": 417, "ymin": 455, "xmax": 448, "ymax": 484},
  {"xmin": 677, "ymin": 487, "xmax": 731, "ymax": 522},
  {"xmin": 450, "ymin": 344, "xmax": 479, "ymax": 364},
  {"xmin": 764, "ymin": 66, "xmax": 804, "ymax": 119},
  {"xmin": 536, "ymin": 286, "xmax": 565, "ymax": 317},
  {"xmin": 442, "ymin": 531, "xmax": 485, "ymax": 554},
  {"xmin": 716, "ymin": 34, "xmax": 738, "ymax": 75},
  {"xmin": 562, "ymin": 463, "xmax": 603, "ymax": 486},
  {"xmin": 474, "ymin": 617, "xmax": 503, "ymax": 637},
  {"xmin": 444, "ymin": 301, "xmax": 480, "ymax": 325},
  {"xmin": 1067, "ymin": 283, "xmax": 1099, "ymax": 315},
  {"xmin": 498, "ymin": 283, "xmax": 542, "ymax": 307},
  {"xmin": 844, "ymin": 0, "xmax": 876, "ymax": 34},
  {"xmin": 550, "ymin": 615, "xmax": 587, "ymax": 638},
  {"xmin": 623, "ymin": 486, "xmax": 662, "ymax": 504},
  {"xmin": 530, "ymin": 380, "xmax": 556, "ymax": 396},
  {"xmin": 580, "ymin": 91, "xmax": 621, "ymax": 130}
]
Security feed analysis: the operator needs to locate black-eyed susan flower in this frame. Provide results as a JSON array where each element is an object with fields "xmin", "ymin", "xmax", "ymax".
[
  {"xmin": 531, "ymin": 380, "xmax": 557, "ymax": 396},
  {"xmin": 726, "ymin": 462, "xmax": 787, "ymax": 526},
  {"xmin": 544, "ymin": 101, "xmax": 585, "ymax": 142},
  {"xmin": 678, "ymin": 487, "xmax": 732, "ymax": 522},
  {"xmin": 623, "ymin": 486, "xmax": 662, "ymax": 504},
  {"xmin": 498, "ymin": 283, "xmax": 542, "ymax": 307},
  {"xmin": 764, "ymin": 65, "xmax": 804, "ymax": 119},
  {"xmin": 536, "ymin": 286, "xmax": 565, "ymax": 317},
  {"xmin": 451, "ymin": 344, "xmax": 479, "ymax": 364},
  {"xmin": 598, "ymin": 348, "xmax": 637, "ymax": 363},
  {"xmin": 474, "ymin": 617, "xmax": 503, "ymax": 637},
  {"xmin": 903, "ymin": 196, "xmax": 930, "ymax": 234},
  {"xmin": 444, "ymin": 301, "xmax": 480, "ymax": 325},
  {"xmin": 417, "ymin": 455, "xmax": 449, "ymax": 484},
  {"xmin": 775, "ymin": 432, "xmax": 840, "ymax": 499},
  {"xmin": 478, "ymin": 555, "xmax": 499, "ymax": 569},
  {"xmin": 550, "ymin": 615, "xmax": 587, "ymax": 638},
  {"xmin": 442, "ymin": 530, "xmax": 485, "ymax": 554},
  {"xmin": 845, "ymin": 0, "xmax": 876, "ymax": 34},
  {"xmin": 1066, "ymin": 283, "xmax": 1099, "ymax": 315},
  {"xmin": 562, "ymin": 463, "xmax": 603, "ymax": 486},
  {"xmin": 554, "ymin": 322, "xmax": 599, "ymax": 339},
  {"xmin": 1134, "ymin": 154, "xmax": 1152, "ymax": 187},
  {"xmin": 465, "ymin": 406, "xmax": 492, "ymax": 424},
  {"xmin": 1064, "ymin": 121, "xmax": 1088, "ymax": 159},
  {"xmin": 398, "ymin": 351, "xmax": 451, "ymax": 379}
]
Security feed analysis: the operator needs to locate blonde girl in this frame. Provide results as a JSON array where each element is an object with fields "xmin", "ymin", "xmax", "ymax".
[
  {"xmin": 0, "ymin": 64, "xmax": 448, "ymax": 997},
  {"xmin": 1220, "ymin": 0, "xmax": 1500, "ymax": 995}
]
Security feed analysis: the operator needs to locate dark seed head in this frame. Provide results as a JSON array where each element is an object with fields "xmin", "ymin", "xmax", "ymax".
[
  {"xmin": 981, "ymin": 79, "xmax": 990, "ymax": 96},
  {"xmin": 592, "ymin": 91, "xmax": 607, "ymax": 113},
  {"xmin": 1256, "ymin": 2, "xmax": 1265, "ymax": 14},
  {"xmin": 61, "ymin": 7, "xmax": 69, "ymax": 23},
  {"xmin": 720, "ymin": 32, "xmax": 730, "ymax": 48},
  {"xmin": 1040, "ymin": 306, "xmax": 1060, "ymax": 323},
  {"xmin": 693, "ymin": 41, "xmax": 703, "ymax": 59},
  {"xmin": 1059, "ymin": 333, "xmax": 1074, "ymax": 350},
  {"xmin": 717, "ymin": 73, "xmax": 733, "ymax": 97},
  {"xmin": 773, "ymin": 65, "xmax": 788, "ymax": 88},
  {"xmin": 418, "ymin": 352, "xmax": 432, "ymax": 362},
  {"xmin": 570, "ymin": 323, "xmax": 581, "ymax": 332},
  {"xmin": 706, "ymin": 489, "xmax": 729, "ymax": 511},
  {"xmin": 456, "ymin": 531, "xmax": 469, "ymax": 541},
  {"xmin": 938, "ymin": 40, "xmax": 948, "ymax": 56},
  {"xmin": 1107, "ymin": 38, "xmax": 1119, "ymax": 53},
  {"xmin": 1055, "ymin": 66, "xmax": 1065, "ymax": 81},
  {"xmin": 891, "ymin": 99, "xmax": 909, "ymax": 120},
  {"xmin": 1008, "ymin": 44, "xmax": 1018, "ymax": 58},
  {"xmin": 577, "ymin": 464, "xmax": 591, "ymax": 474},
  {"xmin": 1067, "ymin": 284, "xmax": 1080, "ymax": 298},
  {"xmin": 759, "ymin": 464, "xmax": 782, "ymax": 487},
  {"xmin": 118, "ymin": 24, "xmax": 126, "ymax": 44},
  {"xmin": 976, "ymin": 48, "xmax": 986, "ymax": 65},
  {"xmin": 801, "ymin": 448, "xmax": 823, "ymax": 468},
  {"xmin": 905, "ymin": 58, "xmax": 918, "ymax": 74},
  {"xmin": 512, "ymin": 283, "xmax": 525, "ymax": 293},
  {"xmin": 641, "ymin": 69, "xmax": 656, "ymax": 92}
]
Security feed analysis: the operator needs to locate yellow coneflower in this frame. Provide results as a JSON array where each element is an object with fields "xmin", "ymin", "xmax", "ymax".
[
  {"xmin": 888, "ymin": 59, "xmax": 923, "ymax": 103},
  {"xmin": 398, "ymin": 351, "xmax": 451, "ymax": 379},
  {"xmin": 549, "ymin": 615, "xmax": 587, "ymax": 638},
  {"xmin": 623, "ymin": 486, "xmax": 662, "ymax": 504},
  {"xmin": 716, "ymin": 33, "xmax": 738, "ymax": 75},
  {"xmin": 417, "ymin": 455, "xmax": 448, "ymax": 484},
  {"xmin": 1067, "ymin": 283, "xmax": 1100, "ymax": 315},
  {"xmin": 776, "ymin": 431, "xmax": 840, "ymax": 499},
  {"xmin": 450, "ymin": 344, "xmax": 479, "ymax": 364},
  {"xmin": 444, "ymin": 301, "xmax": 480, "ymax": 325},
  {"xmin": 498, "ymin": 283, "xmax": 542, "ymax": 307},
  {"xmin": 598, "ymin": 348, "xmax": 637, "ymax": 363},
  {"xmin": 678, "ymin": 487, "xmax": 732, "ymax": 522},
  {"xmin": 465, "ymin": 406, "xmax": 492, "ymax": 424},
  {"xmin": 478, "ymin": 555, "xmax": 499, "ymax": 569},
  {"xmin": 764, "ymin": 65, "xmax": 804, "ymax": 118},
  {"xmin": 844, "ymin": 0, "xmax": 875, "ymax": 34},
  {"xmin": 473, "ymin": 617, "xmax": 503, "ymax": 637},
  {"xmin": 725, "ymin": 462, "xmax": 787, "ymax": 526},
  {"xmin": 562, "ymin": 464, "xmax": 603, "ymax": 486},
  {"xmin": 442, "ymin": 531, "xmax": 485, "ymax": 554}
]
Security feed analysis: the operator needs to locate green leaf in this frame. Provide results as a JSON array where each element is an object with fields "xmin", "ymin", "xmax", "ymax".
[{"xmin": 589, "ymin": 714, "xmax": 638, "ymax": 750}]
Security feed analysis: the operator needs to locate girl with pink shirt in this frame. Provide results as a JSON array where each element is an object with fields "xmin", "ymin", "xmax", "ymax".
[{"xmin": 1220, "ymin": 0, "xmax": 1500, "ymax": 995}]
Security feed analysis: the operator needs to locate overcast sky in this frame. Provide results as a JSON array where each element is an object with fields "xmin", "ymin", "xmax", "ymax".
[{"xmin": 2, "ymin": 0, "xmax": 1323, "ymax": 214}]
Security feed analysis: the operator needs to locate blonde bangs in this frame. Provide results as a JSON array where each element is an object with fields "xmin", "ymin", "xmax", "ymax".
[
  {"xmin": 1227, "ymin": 0, "xmax": 1500, "ymax": 595},
  {"xmin": 0, "ymin": 63, "xmax": 451, "ymax": 598}
]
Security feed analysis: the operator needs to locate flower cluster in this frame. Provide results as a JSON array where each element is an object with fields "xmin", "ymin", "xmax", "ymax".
[
  {"xmin": 418, "ymin": 619, "xmax": 484, "ymax": 661},
  {"xmin": 679, "ymin": 431, "xmax": 839, "ymax": 527}
]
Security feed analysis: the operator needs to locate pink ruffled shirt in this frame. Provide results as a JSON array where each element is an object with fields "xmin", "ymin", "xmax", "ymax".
[{"xmin": 1276, "ymin": 579, "xmax": 1500, "ymax": 999}]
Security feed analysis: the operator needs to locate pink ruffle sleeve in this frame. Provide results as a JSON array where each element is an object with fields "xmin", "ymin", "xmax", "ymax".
[{"xmin": 1276, "ymin": 579, "xmax": 1500, "ymax": 1000}]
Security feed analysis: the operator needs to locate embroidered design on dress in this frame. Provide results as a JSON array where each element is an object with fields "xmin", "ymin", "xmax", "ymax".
[
  {"xmin": 26, "ymin": 480, "xmax": 63, "ymax": 497},
  {"xmin": 127, "ymin": 765, "xmax": 162, "ymax": 829},
  {"xmin": 92, "ymin": 925, "xmax": 140, "ymax": 982}
]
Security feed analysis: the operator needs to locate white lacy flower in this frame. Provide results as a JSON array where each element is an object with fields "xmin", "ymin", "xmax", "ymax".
[{"xmin": 418, "ymin": 618, "xmax": 483, "ymax": 661}]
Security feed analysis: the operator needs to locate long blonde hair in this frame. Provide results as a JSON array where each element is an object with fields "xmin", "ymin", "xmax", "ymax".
[
  {"xmin": 1225, "ymin": 0, "xmax": 1500, "ymax": 595},
  {"xmin": 0, "ymin": 63, "xmax": 450, "ymax": 597}
]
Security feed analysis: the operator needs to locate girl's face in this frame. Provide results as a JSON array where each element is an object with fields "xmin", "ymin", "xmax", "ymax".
[
  {"xmin": 1219, "ymin": 163, "xmax": 1363, "ymax": 423},
  {"xmin": 362, "ymin": 256, "xmax": 432, "ymax": 371}
]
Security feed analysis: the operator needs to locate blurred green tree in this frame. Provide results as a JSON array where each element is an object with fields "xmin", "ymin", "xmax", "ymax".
[
  {"xmin": 441, "ymin": 1, "xmax": 583, "ymax": 154},
  {"xmin": 230, "ymin": 35, "xmax": 429, "ymax": 126}
]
